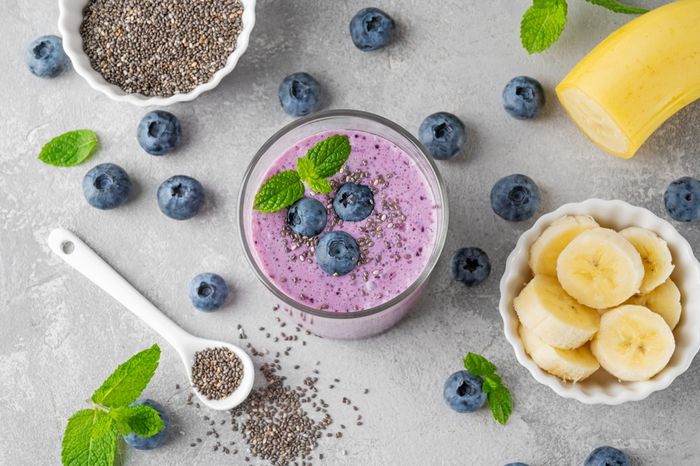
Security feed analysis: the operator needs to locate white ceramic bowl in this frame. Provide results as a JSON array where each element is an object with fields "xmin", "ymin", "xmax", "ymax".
[
  {"xmin": 499, "ymin": 199, "xmax": 700, "ymax": 404},
  {"xmin": 57, "ymin": 0, "xmax": 256, "ymax": 106}
]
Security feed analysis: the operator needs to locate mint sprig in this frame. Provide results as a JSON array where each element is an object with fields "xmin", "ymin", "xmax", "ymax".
[
  {"xmin": 463, "ymin": 352, "xmax": 513, "ymax": 425},
  {"xmin": 254, "ymin": 134, "xmax": 351, "ymax": 212},
  {"xmin": 520, "ymin": 0, "xmax": 647, "ymax": 54},
  {"xmin": 62, "ymin": 345, "xmax": 163, "ymax": 466},
  {"xmin": 38, "ymin": 129, "xmax": 99, "ymax": 167}
]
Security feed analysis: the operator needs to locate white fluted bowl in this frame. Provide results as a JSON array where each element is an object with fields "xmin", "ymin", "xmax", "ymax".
[
  {"xmin": 57, "ymin": 0, "xmax": 256, "ymax": 106},
  {"xmin": 499, "ymin": 199, "xmax": 700, "ymax": 404}
]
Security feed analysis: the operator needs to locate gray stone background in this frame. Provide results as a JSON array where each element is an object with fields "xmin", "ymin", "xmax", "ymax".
[{"xmin": 2, "ymin": 0, "xmax": 699, "ymax": 464}]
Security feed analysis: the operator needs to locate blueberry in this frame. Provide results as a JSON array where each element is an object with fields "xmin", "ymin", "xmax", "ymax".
[
  {"xmin": 333, "ymin": 183, "xmax": 374, "ymax": 222},
  {"xmin": 490, "ymin": 174, "xmax": 541, "ymax": 221},
  {"xmin": 443, "ymin": 370, "xmax": 486, "ymax": 413},
  {"xmin": 664, "ymin": 176, "xmax": 700, "ymax": 222},
  {"xmin": 584, "ymin": 446, "xmax": 631, "ymax": 466},
  {"xmin": 26, "ymin": 35, "xmax": 69, "ymax": 78},
  {"xmin": 123, "ymin": 399, "xmax": 170, "ymax": 450},
  {"xmin": 315, "ymin": 231, "xmax": 360, "ymax": 276},
  {"xmin": 349, "ymin": 7, "xmax": 395, "ymax": 51},
  {"xmin": 82, "ymin": 163, "xmax": 132, "ymax": 210},
  {"xmin": 502, "ymin": 76, "xmax": 545, "ymax": 120},
  {"xmin": 451, "ymin": 247, "xmax": 491, "ymax": 287},
  {"xmin": 504, "ymin": 463, "xmax": 529, "ymax": 466},
  {"xmin": 278, "ymin": 72, "xmax": 321, "ymax": 117},
  {"xmin": 287, "ymin": 197, "xmax": 327, "ymax": 237},
  {"xmin": 189, "ymin": 273, "xmax": 229, "ymax": 312},
  {"xmin": 418, "ymin": 112, "xmax": 466, "ymax": 160},
  {"xmin": 157, "ymin": 175, "xmax": 205, "ymax": 220},
  {"xmin": 137, "ymin": 111, "xmax": 182, "ymax": 156}
]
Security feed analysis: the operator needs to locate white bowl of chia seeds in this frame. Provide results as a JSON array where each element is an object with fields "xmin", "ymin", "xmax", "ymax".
[{"xmin": 58, "ymin": 0, "xmax": 256, "ymax": 106}]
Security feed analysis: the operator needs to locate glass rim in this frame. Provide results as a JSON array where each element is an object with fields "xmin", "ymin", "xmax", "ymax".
[{"xmin": 237, "ymin": 109, "xmax": 449, "ymax": 319}]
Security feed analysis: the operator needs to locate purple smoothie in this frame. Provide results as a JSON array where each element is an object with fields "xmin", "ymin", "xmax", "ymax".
[{"xmin": 251, "ymin": 130, "xmax": 438, "ymax": 313}]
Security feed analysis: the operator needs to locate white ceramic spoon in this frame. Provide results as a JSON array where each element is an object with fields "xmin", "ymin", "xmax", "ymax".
[{"xmin": 47, "ymin": 228, "xmax": 254, "ymax": 411}]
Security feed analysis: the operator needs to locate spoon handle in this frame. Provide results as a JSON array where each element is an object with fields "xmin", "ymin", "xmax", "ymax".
[{"xmin": 47, "ymin": 228, "xmax": 192, "ymax": 346}]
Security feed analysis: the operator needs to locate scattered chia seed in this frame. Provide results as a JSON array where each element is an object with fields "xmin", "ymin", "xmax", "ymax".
[
  {"xmin": 80, "ymin": 0, "xmax": 244, "ymax": 96},
  {"xmin": 191, "ymin": 347, "xmax": 244, "ymax": 400},
  {"xmin": 183, "ymin": 323, "xmax": 369, "ymax": 465}
]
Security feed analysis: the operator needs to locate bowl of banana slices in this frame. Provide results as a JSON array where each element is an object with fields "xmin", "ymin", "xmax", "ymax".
[{"xmin": 499, "ymin": 199, "xmax": 700, "ymax": 405}]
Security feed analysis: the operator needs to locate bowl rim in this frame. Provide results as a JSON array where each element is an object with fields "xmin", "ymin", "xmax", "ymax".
[
  {"xmin": 57, "ymin": 0, "xmax": 256, "ymax": 107},
  {"xmin": 499, "ymin": 198, "xmax": 700, "ymax": 404},
  {"xmin": 236, "ymin": 109, "xmax": 449, "ymax": 320}
]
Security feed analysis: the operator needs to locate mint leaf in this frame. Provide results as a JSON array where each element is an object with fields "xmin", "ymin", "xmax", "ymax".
[
  {"xmin": 585, "ymin": 0, "xmax": 647, "ymax": 14},
  {"xmin": 520, "ymin": 0, "xmax": 568, "ymax": 54},
  {"xmin": 307, "ymin": 177, "xmax": 332, "ymax": 194},
  {"xmin": 110, "ymin": 405, "xmax": 164, "ymax": 437},
  {"xmin": 464, "ymin": 352, "xmax": 497, "ymax": 377},
  {"xmin": 62, "ymin": 409, "xmax": 118, "ymax": 466},
  {"xmin": 487, "ymin": 385, "xmax": 513, "ymax": 425},
  {"xmin": 253, "ymin": 170, "xmax": 305, "ymax": 213},
  {"xmin": 38, "ymin": 129, "xmax": 98, "ymax": 167},
  {"xmin": 92, "ymin": 344, "xmax": 160, "ymax": 408},
  {"xmin": 306, "ymin": 134, "xmax": 351, "ymax": 178}
]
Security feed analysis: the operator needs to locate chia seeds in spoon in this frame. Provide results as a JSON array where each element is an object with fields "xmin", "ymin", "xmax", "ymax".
[
  {"xmin": 192, "ymin": 347, "xmax": 244, "ymax": 400},
  {"xmin": 80, "ymin": 0, "xmax": 244, "ymax": 97}
]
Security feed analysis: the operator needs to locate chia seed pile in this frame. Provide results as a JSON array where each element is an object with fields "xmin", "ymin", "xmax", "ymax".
[
  {"xmin": 191, "ymin": 347, "xmax": 244, "ymax": 400},
  {"xmin": 181, "ymin": 310, "xmax": 369, "ymax": 465},
  {"xmin": 80, "ymin": 0, "xmax": 244, "ymax": 96}
]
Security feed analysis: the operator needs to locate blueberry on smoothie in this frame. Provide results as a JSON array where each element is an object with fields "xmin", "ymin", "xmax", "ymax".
[
  {"xmin": 664, "ymin": 176, "xmax": 700, "ymax": 222},
  {"xmin": 189, "ymin": 273, "xmax": 229, "ymax": 311},
  {"xmin": 443, "ymin": 370, "xmax": 486, "ymax": 413},
  {"xmin": 157, "ymin": 175, "xmax": 205, "ymax": 220},
  {"xmin": 504, "ymin": 463, "xmax": 529, "ymax": 466},
  {"xmin": 26, "ymin": 35, "xmax": 69, "ymax": 78},
  {"xmin": 349, "ymin": 7, "xmax": 395, "ymax": 51},
  {"xmin": 137, "ymin": 111, "xmax": 182, "ymax": 155},
  {"xmin": 451, "ymin": 247, "xmax": 491, "ymax": 287},
  {"xmin": 490, "ymin": 174, "xmax": 541, "ymax": 221},
  {"xmin": 83, "ymin": 163, "xmax": 132, "ymax": 210},
  {"xmin": 584, "ymin": 446, "xmax": 631, "ymax": 466},
  {"xmin": 333, "ymin": 183, "xmax": 374, "ymax": 222},
  {"xmin": 123, "ymin": 399, "xmax": 170, "ymax": 450},
  {"xmin": 278, "ymin": 72, "xmax": 321, "ymax": 117},
  {"xmin": 316, "ymin": 231, "xmax": 360, "ymax": 276},
  {"xmin": 418, "ymin": 112, "xmax": 466, "ymax": 160},
  {"xmin": 287, "ymin": 197, "xmax": 328, "ymax": 237},
  {"xmin": 502, "ymin": 76, "xmax": 545, "ymax": 120}
]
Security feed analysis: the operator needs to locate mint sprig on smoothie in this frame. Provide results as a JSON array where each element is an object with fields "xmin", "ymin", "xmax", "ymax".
[{"xmin": 253, "ymin": 134, "xmax": 351, "ymax": 212}]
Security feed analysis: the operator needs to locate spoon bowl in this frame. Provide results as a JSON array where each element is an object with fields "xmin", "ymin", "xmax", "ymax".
[
  {"xmin": 47, "ymin": 228, "xmax": 254, "ymax": 411},
  {"xmin": 178, "ymin": 337, "xmax": 255, "ymax": 410}
]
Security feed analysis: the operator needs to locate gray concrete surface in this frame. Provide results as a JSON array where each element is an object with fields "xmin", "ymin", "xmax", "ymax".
[{"xmin": 2, "ymin": 0, "xmax": 700, "ymax": 465}]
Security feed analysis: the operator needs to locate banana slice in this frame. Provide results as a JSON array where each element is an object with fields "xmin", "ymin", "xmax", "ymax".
[
  {"xmin": 619, "ymin": 227, "xmax": 674, "ymax": 294},
  {"xmin": 514, "ymin": 275, "xmax": 600, "ymax": 349},
  {"xmin": 627, "ymin": 278, "xmax": 682, "ymax": 330},
  {"xmin": 557, "ymin": 228, "xmax": 644, "ymax": 309},
  {"xmin": 591, "ymin": 305, "xmax": 675, "ymax": 382},
  {"xmin": 529, "ymin": 215, "xmax": 599, "ymax": 276},
  {"xmin": 519, "ymin": 325, "xmax": 600, "ymax": 382}
]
